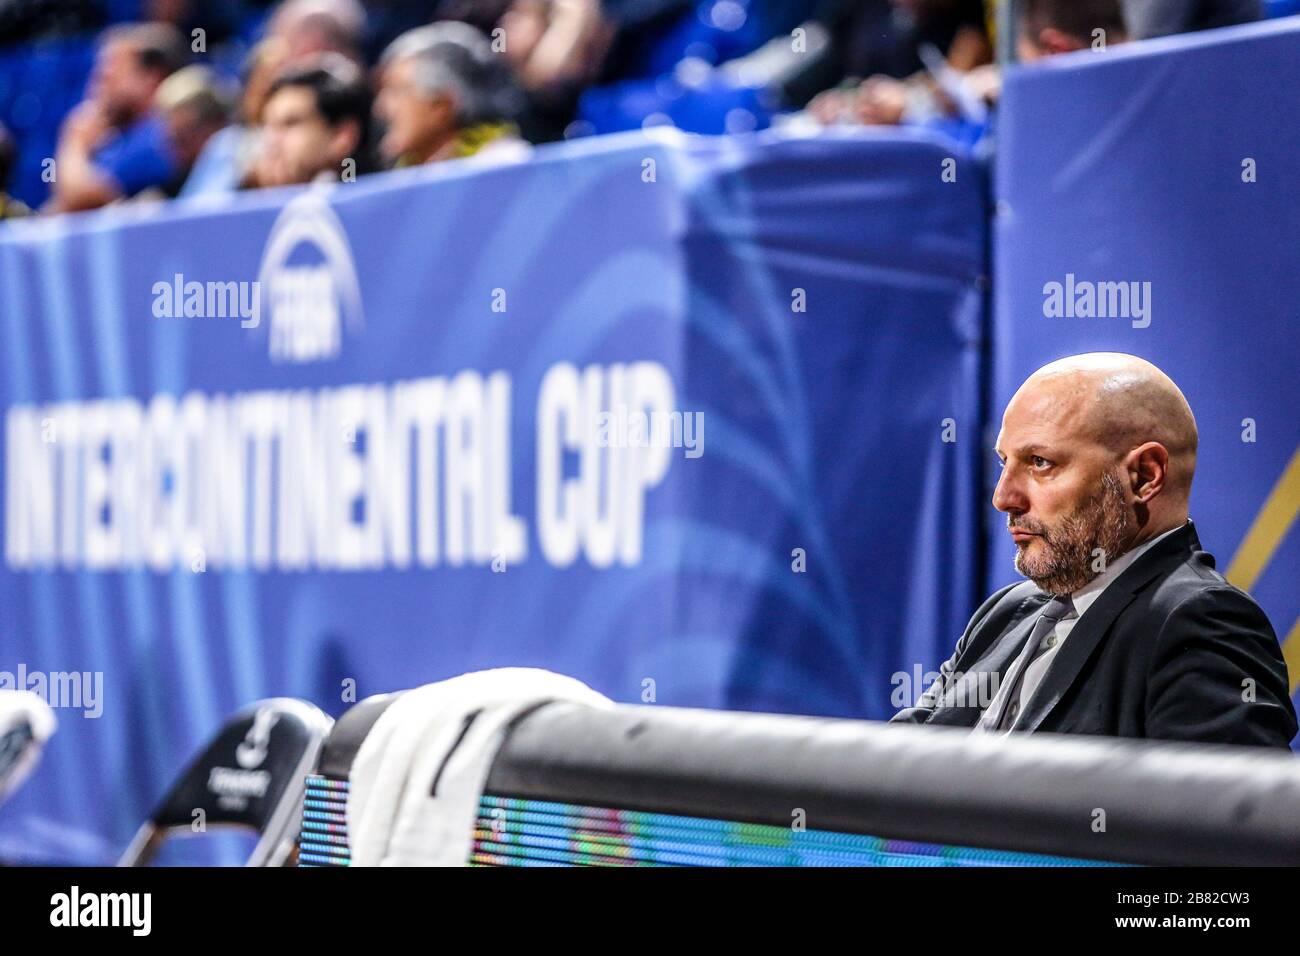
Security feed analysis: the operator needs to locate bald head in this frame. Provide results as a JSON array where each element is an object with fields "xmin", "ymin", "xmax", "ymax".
[
  {"xmin": 1016, "ymin": 353, "xmax": 1197, "ymax": 499},
  {"xmin": 994, "ymin": 353, "xmax": 1196, "ymax": 592}
]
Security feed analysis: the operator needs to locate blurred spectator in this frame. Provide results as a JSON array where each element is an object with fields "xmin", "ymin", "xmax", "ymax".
[
  {"xmin": 1018, "ymin": 0, "xmax": 1129, "ymax": 60},
  {"xmin": 155, "ymin": 64, "xmax": 233, "ymax": 195},
  {"xmin": 800, "ymin": 0, "xmax": 1131, "ymax": 135},
  {"xmin": 266, "ymin": 0, "xmax": 367, "ymax": 64},
  {"xmin": 835, "ymin": 0, "xmax": 988, "ymax": 78},
  {"xmin": 1121, "ymin": 0, "xmax": 1260, "ymax": 39},
  {"xmin": 176, "ymin": 7, "xmax": 369, "ymax": 201},
  {"xmin": 0, "ymin": 0, "xmax": 1274, "ymax": 220},
  {"xmin": 251, "ymin": 53, "xmax": 371, "ymax": 188},
  {"xmin": 45, "ymin": 22, "xmax": 187, "ymax": 213},
  {"xmin": 374, "ymin": 22, "xmax": 524, "ymax": 168},
  {"xmin": 172, "ymin": 38, "xmax": 285, "ymax": 199},
  {"xmin": 0, "ymin": 120, "xmax": 31, "ymax": 219},
  {"xmin": 805, "ymin": 0, "xmax": 989, "ymax": 127}
]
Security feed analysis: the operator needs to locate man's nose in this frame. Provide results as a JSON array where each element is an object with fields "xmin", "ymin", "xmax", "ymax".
[{"xmin": 991, "ymin": 467, "xmax": 1027, "ymax": 515}]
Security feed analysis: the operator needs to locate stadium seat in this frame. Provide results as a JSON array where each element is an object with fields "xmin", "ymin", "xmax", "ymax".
[
  {"xmin": 0, "ymin": 691, "xmax": 56, "ymax": 808},
  {"xmin": 119, "ymin": 697, "xmax": 332, "ymax": 867}
]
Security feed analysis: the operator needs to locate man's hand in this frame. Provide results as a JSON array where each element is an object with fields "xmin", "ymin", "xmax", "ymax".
[
  {"xmin": 60, "ymin": 101, "xmax": 111, "ymax": 153},
  {"xmin": 853, "ymin": 76, "xmax": 909, "ymax": 126},
  {"xmin": 44, "ymin": 100, "xmax": 122, "ymax": 213}
]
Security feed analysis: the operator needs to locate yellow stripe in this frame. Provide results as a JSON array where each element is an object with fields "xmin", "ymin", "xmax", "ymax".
[
  {"xmin": 1224, "ymin": 445, "xmax": 1300, "ymax": 591},
  {"xmin": 1221, "ymin": 445, "xmax": 1300, "ymax": 693},
  {"xmin": 1284, "ymin": 616, "xmax": 1300, "ymax": 694}
]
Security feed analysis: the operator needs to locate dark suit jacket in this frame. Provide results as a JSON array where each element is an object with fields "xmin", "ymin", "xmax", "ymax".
[{"xmin": 891, "ymin": 521, "xmax": 1297, "ymax": 748}]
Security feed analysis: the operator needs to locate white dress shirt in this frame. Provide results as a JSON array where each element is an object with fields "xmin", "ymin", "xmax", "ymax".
[{"xmin": 980, "ymin": 522, "xmax": 1186, "ymax": 733}]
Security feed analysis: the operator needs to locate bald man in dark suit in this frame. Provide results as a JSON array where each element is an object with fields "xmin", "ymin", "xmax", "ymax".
[{"xmin": 893, "ymin": 353, "xmax": 1296, "ymax": 747}]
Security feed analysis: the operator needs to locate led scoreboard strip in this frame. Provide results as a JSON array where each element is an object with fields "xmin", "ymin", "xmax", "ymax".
[
  {"xmin": 468, "ymin": 796, "xmax": 1114, "ymax": 867},
  {"xmin": 297, "ymin": 697, "xmax": 1300, "ymax": 868},
  {"xmin": 297, "ymin": 778, "xmax": 1113, "ymax": 867},
  {"xmin": 296, "ymin": 775, "xmax": 352, "ymax": 867}
]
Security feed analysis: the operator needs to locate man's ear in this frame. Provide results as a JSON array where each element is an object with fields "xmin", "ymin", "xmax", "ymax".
[
  {"xmin": 330, "ymin": 119, "xmax": 362, "ymax": 167},
  {"xmin": 430, "ymin": 91, "xmax": 458, "ymax": 129},
  {"xmin": 1128, "ymin": 442, "xmax": 1170, "ymax": 503}
]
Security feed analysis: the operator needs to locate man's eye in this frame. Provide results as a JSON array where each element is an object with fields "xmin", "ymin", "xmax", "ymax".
[{"xmin": 1031, "ymin": 456, "xmax": 1050, "ymax": 469}]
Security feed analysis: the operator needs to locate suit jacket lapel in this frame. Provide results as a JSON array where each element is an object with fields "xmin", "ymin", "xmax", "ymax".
[
  {"xmin": 1015, "ymin": 521, "xmax": 1201, "ymax": 733},
  {"xmin": 1013, "ymin": 578, "xmax": 1140, "ymax": 733},
  {"xmin": 925, "ymin": 600, "xmax": 1046, "ymax": 727}
]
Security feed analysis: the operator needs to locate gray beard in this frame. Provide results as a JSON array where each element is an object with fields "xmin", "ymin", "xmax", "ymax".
[{"xmin": 1013, "ymin": 471, "xmax": 1136, "ymax": 595}]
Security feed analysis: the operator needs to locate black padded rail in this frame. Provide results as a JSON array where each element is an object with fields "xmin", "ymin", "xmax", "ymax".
[
  {"xmin": 315, "ymin": 694, "xmax": 399, "ymax": 780},
  {"xmin": 483, "ymin": 702, "xmax": 1300, "ymax": 866}
]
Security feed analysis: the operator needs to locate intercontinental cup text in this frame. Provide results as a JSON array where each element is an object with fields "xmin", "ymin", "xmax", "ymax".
[{"xmin": 5, "ymin": 362, "xmax": 702, "ymax": 572}]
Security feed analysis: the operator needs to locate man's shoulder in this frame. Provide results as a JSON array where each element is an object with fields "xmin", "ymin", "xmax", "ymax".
[
  {"xmin": 1135, "ymin": 546, "xmax": 1270, "ymax": 629},
  {"xmin": 94, "ymin": 114, "xmax": 177, "ymax": 196},
  {"xmin": 968, "ymin": 528, "xmax": 1267, "ymax": 638}
]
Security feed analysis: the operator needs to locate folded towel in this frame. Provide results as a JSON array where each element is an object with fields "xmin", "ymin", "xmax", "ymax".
[
  {"xmin": 0, "ymin": 690, "xmax": 58, "ymax": 802},
  {"xmin": 347, "ymin": 668, "xmax": 611, "ymax": 866}
]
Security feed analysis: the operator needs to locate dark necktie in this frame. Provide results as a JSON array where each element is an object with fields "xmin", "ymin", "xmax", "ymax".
[{"xmin": 981, "ymin": 593, "xmax": 1075, "ymax": 732}]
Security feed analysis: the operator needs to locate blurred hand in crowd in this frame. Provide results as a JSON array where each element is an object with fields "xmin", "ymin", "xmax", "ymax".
[
  {"xmin": 806, "ymin": 75, "xmax": 911, "ymax": 127},
  {"xmin": 853, "ymin": 75, "xmax": 910, "ymax": 126},
  {"xmin": 498, "ymin": 0, "xmax": 610, "ymax": 93},
  {"xmin": 58, "ymin": 99, "xmax": 112, "ymax": 153}
]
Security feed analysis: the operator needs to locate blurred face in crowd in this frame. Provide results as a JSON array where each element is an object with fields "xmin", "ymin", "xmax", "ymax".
[
  {"xmin": 162, "ymin": 104, "xmax": 216, "ymax": 171},
  {"xmin": 1017, "ymin": 26, "xmax": 1085, "ymax": 61},
  {"xmin": 1017, "ymin": 13, "xmax": 1128, "ymax": 62},
  {"xmin": 90, "ymin": 40, "xmax": 162, "ymax": 126},
  {"xmin": 258, "ymin": 85, "xmax": 357, "ymax": 186},
  {"xmin": 375, "ymin": 57, "xmax": 457, "ymax": 164}
]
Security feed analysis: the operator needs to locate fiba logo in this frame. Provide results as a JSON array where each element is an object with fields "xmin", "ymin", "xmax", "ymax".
[
  {"xmin": 256, "ymin": 189, "xmax": 365, "ymax": 363},
  {"xmin": 235, "ymin": 707, "xmax": 279, "ymax": 769}
]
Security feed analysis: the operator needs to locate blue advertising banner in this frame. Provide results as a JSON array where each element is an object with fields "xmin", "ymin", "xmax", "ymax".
[
  {"xmin": 0, "ymin": 129, "xmax": 987, "ymax": 862},
  {"xmin": 993, "ymin": 20, "xmax": 1300, "ymax": 740}
]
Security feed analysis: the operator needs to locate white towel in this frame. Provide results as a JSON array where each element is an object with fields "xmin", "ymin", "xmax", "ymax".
[
  {"xmin": 346, "ymin": 668, "xmax": 611, "ymax": 866},
  {"xmin": 0, "ymin": 690, "xmax": 58, "ymax": 802}
]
